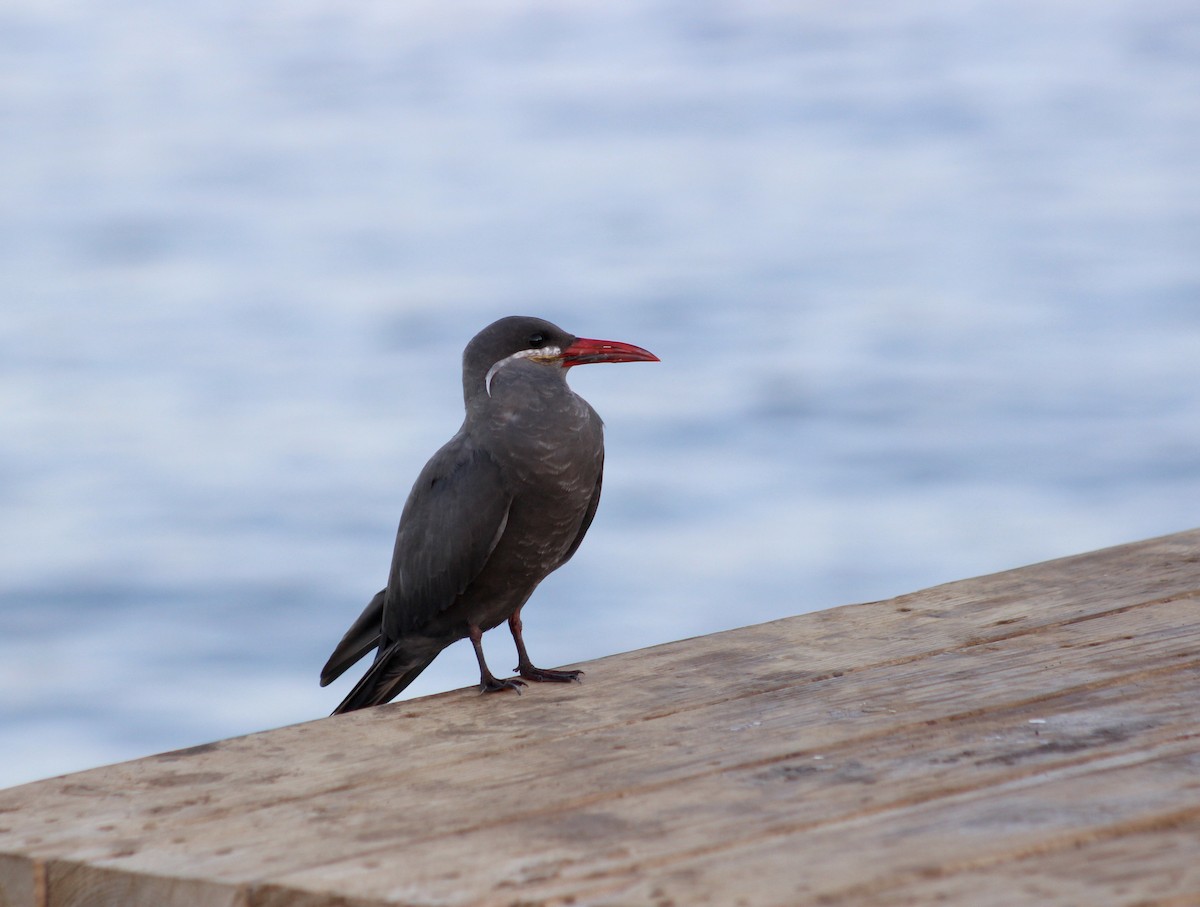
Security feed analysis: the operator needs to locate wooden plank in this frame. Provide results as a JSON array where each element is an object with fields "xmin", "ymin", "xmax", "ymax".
[
  {"xmin": 1, "ymin": 528, "xmax": 1198, "ymax": 906},
  {"xmin": 567, "ymin": 743, "xmax": 1200, "ymax": 907},
  {"xmin": 263, "ymin": 650, "xmax": 1200, "ymax": 905},
  {"xmin": 41, "ymin": 861, "xmax": 244, "ymax": 907},
  {"xmin": 859, "ymin": 814, "xmax": 1200, "ymax": 907},
  {"xmin": 10, "ymin": 596, "xmax": 1199, "ymax": 864},
  {"xmin": 0, "ymin": 854, "xmax": 36, "ymax": 907}
]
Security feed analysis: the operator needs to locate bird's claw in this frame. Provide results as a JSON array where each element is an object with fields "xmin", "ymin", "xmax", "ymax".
[
  {"xmin": 517, "ymin": 666, "xmax": 585, "ymax": 684},
  {"xmin": 479, "ymin": 676, "xmax": 527, "ymax": 695}
]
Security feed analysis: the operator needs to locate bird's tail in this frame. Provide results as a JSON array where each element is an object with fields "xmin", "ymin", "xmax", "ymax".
[
  {"xmin": 320, "ymin": 589, "xmax": 386, "ymax": 687},
  {"xmin": 331, "ymin": 645, "xmax": 439, "ymax": 715}
]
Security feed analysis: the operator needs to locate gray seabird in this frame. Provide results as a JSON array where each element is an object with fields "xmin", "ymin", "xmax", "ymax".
[{"xmin": 321, "ymin": 315, "xmax": 659, "ymax": 714}]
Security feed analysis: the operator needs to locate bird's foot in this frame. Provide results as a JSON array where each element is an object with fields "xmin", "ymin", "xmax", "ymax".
[
  {"xmin": 517, "ymin": 665, "xmax": 585, "ymax": 684},
  {"xmin": 478, "ymin": 675, "xmax": 526, "ymax": 695}
]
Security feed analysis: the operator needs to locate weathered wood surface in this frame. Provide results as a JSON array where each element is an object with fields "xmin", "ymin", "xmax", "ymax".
[{"xmin": 2, "ymin": 529, "xmax": 1199, "ymax": 907}]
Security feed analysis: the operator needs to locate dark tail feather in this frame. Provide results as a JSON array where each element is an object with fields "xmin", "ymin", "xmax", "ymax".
[
  {"xmin": 321, "ymin": 589, "xmax": 386, "ymax": 687},
  {"xmin": 331, "ymin": 645, "xmax": 439, "ymax": 715}
]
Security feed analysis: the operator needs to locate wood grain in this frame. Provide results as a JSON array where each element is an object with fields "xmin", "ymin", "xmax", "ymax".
[{"xmin": 2, "ymin": 529, "xmax": 1198, "ymax": 906}]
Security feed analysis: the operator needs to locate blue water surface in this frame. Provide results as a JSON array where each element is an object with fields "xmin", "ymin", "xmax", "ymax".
[{"xmin": 2, "ymin": 0, "xmax": 1199, "ymax": 788}]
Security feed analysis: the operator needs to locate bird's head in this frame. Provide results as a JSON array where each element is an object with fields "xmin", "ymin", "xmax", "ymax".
[{"xmin": 462, "ymin": 316, "xmax": 658, "ymax": 403}]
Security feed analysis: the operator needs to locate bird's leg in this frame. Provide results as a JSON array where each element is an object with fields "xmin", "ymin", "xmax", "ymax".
[
  {"xmin": 509, "ymin": 610, "xmax": 584, "ymax": 683},
  {"xmin": 469, "ymin": 624, "xmax": 525, "ymax": 694}
]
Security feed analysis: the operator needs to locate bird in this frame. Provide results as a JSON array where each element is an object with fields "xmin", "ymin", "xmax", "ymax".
[{"xmin": 321, "ymin": 315, "xmax": 658, "ymax": 714}]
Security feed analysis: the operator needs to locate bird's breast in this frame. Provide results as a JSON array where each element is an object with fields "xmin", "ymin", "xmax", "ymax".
[
  {"xmin": 481, "ymin": 394, "xmax": 602, "ymax": 543},
  {"xmin": 503, "ymin": 413, "xmax": 602, "ymax": 502}
]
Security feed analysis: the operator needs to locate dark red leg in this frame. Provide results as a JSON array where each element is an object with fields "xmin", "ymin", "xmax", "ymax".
[
  {"xmin": 469, "ymin": 624, "xmax": 525, "ymax": 694},
  {"xmin": 509, "ymin": 610, "xmax": 584, "ymax": 683}
]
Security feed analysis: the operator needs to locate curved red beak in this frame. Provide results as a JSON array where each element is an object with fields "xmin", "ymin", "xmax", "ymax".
[{"xmin": 560, "ymin": 337, "xmax": 660, "ymax": 368}]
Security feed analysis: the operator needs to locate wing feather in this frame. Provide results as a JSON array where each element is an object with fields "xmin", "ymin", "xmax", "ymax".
[
  {"xmin": 558, "ymin": 451, "xmax": 603, "ymax": 567},
  {"xmin": 383, "ymin": 436, "xmax": 512, "ymax": 639},
  {"xmin": 319, "ymin": 588, "xmax": 386, "ymax": 686}
]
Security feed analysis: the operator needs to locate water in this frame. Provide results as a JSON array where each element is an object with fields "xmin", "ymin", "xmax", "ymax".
[{"xmin": 2, "ymin": 0, "xmax": 1198, "ymax": 789}]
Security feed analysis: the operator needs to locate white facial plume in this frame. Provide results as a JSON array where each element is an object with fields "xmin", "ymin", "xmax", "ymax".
[{"xmin": 484, "ymin": 346, "xmax": 562, "ymax": 397}]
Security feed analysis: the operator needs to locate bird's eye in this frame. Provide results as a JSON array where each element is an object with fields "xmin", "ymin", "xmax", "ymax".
[{"xmin": 527, "ymin": 332, "xmax": 547, "ymax": 347}]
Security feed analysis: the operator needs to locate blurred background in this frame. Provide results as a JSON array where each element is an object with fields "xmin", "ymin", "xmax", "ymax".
[{"xmin": 2, "ymin": 0, "xmax": 1198, "ymax": 789}]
